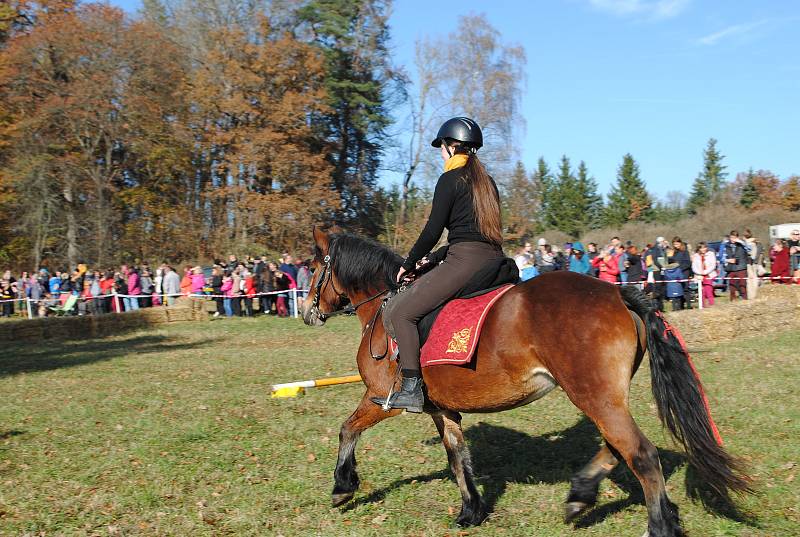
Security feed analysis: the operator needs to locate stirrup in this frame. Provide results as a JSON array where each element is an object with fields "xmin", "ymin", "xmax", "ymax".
[{"xmin": 370, "ymin": 376, "xmax": 424, "ymax": 413}]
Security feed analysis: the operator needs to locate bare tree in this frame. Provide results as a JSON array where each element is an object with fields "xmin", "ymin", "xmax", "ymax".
[{"xmin": 396, "ymin": 13, "xmax": 526, "ymax": 233}]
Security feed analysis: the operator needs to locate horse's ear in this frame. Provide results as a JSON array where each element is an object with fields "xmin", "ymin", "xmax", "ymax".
[{"xmin": 312, "ymin": 225, "xmax": 330, "ymax": 253}]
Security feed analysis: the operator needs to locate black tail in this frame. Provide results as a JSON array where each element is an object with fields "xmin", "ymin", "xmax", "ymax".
[{"xmin": 619, "ymin": 286, "xmax": 752, "ymax": 503}]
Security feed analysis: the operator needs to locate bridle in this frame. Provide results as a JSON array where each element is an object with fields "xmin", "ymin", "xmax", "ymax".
[{"xmin": 309, "ymin": 254, "xmax": 390, "ymax": 322}]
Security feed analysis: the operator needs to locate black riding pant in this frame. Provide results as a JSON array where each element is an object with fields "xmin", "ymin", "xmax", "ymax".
[{"xmin": 383, "ymin": 241, "xmax": 504, "ymax": 375}]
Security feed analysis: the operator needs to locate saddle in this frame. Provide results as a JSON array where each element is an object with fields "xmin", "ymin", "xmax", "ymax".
[
  {"xmin": 416, "ymin": 256, "xmax": 519, "ymax": 346},
  {"xmin": 385, "ymin": 255, "xmax": 519, "ymax": 365}
]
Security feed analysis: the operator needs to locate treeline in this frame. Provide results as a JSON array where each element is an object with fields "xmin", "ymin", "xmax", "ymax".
[
  {"xmin": 502, "ymin": 138, "xmax": 800, "ymax": 242},
  {"xmin": 1, "ymin": 2, "xmax": 795, "ymax": 270},
  {"xmin": 0, "ymin": 0, "xmax": 402, "ymax": 268}
]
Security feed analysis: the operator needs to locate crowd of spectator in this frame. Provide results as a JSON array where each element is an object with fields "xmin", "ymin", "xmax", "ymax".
[
  {"xmin": 0, "ymin": 253, "xmax": 312, "ymax": 319},
  {"xmin": 514, "ymin": 228, "xmax": 800, "ymax": 311},
  {"xmin": 2, "ymin": 230, "xmax": 799, "ymax": 319}
]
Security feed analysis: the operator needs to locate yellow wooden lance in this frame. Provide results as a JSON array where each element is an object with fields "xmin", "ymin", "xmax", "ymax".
[{"xmin": 271, "ymin": 374, "xmax": 363, "ymax": 398}]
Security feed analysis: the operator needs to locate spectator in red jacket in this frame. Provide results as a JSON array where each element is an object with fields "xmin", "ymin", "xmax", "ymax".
[
  {"xmin": 242, "ymin": 268, "xmax": 256, "ymax": 317},
  {"xmin": 770, "ymin": 239, "xmax": 791, "ymax": 284},
  {"xmin": 591, "ymin": 248, "xmax": 621, "ymax": 283}
]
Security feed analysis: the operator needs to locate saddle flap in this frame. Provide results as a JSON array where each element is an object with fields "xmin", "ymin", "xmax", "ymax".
[{"xmin": 419, "ymin": 284, "xmax": 514, "ymax": 367}]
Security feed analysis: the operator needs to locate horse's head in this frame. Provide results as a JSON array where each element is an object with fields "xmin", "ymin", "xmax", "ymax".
[
  {"xmin": 303, "ymin": 225, "xmax": 404, "ymax": 327},
  {"xmin": 303, "ymin": 225, "xmax": 347, "ymax": 326}
]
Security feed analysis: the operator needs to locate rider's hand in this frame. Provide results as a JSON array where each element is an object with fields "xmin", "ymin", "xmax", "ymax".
[{"xmin": 396, "ymin": 267, "xmax": 407, "ymax": 283}]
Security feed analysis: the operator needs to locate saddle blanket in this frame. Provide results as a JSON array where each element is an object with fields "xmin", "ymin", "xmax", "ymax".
[{"xmin": 416, "ymin": 284, "xmax": 514, "ymax": 367}]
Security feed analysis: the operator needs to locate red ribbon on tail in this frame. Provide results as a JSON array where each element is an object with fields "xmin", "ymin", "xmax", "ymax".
[{"xmin": 655, "ymin": 311, "xmax": 724, "ymax": 446}]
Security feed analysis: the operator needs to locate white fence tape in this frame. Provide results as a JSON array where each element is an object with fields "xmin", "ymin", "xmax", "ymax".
[
  {"xmin": 0, "ymin": 289, "xmax": 310, "ymax": 319},
  {"xmin": 2, "ymin": 273, "xmax": 798, "ymax": 320}
]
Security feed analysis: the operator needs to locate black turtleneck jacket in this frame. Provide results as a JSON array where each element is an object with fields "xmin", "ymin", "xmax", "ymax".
[{"xmin": 402, "ymin": 168, "xmax": 499, "ymax": 271}]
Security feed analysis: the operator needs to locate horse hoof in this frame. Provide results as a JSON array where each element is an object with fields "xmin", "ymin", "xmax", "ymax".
[
  {"xmin": 564, "ymin": 501, "xmax": 588, "ymax": 523},
  {"xmin": 455, "ymin": 506, "xmax": 487, "ymax": 527},
  {"xmin": 331, "ymin": 492, "xmax": 354, "ymax": 507}
]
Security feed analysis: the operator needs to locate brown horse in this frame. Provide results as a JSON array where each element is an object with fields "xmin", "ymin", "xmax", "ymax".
[{"xmin": 301, "ymin": 227, "xmax": 750, "ymax": 537}]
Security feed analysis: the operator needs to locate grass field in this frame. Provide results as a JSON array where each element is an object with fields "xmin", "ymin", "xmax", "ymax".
[{"xmin": 1, "ymin": 316, "xmax": 798, "ymax": 536}]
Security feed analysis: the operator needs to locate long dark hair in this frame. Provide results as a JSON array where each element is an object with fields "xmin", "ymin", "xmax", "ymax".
[{"xmin": 450, "ymin": 142, "xmax": 503, "ymax": 246}]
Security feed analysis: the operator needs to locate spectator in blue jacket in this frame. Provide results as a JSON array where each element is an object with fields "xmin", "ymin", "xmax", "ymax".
[
  {"xmin": 49, "ymin": 271, "xmax": 62, "ymax": 299},
  {"xmin": 568, "ymin": 242, "xmax": 592, "ymax": 275},
  {"xmin": 279, "ymin": 253, "xmax": 298, "ymax": 281}
]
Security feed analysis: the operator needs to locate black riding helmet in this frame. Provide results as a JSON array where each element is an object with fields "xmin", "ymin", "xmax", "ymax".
[{"xmin": 431, "ymin": 117, "xmax": 483, "ymax": 149}]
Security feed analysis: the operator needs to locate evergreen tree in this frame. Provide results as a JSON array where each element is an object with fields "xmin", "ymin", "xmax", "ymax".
[
  {"xmin": 550, "ymin": 155, "xmax": 576, "ymax": 235},
  {"xmin": 543, "ymin": 155, "xmax": 581, "ymax": 238},
  {"xmin": 575, "ymin": 161, "xmax": 603, "ymax": 231},
  {"xmin": 534, "ymin": 157, "xmax": 554, "ymax": 229},
  {"xmin": 604, "ymin": 153, "xmax": 653, "ymax": 227},
  {"xmin": 739, "ymin": 168, "xmax": 760, "ymax": 208},
  {"xmin": 688, "ymin": 138, "xmax": 727, "ymax": 213},
  {"xmin": 538, "ymin": 156, "xmax": 602, "ymax": 238},
  {"xmin": 296, "ymin": 0, "xmax": 402, "ymax": 235}
]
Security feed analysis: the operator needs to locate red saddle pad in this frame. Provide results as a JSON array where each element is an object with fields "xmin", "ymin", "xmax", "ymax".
[{"xmin": 419, "ymin": 284, "xmax": 514, "ymax": 367}]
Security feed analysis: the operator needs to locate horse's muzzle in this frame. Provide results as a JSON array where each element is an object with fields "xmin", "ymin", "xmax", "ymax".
[{"xmin": 303, "ymin": 305, "xmax": 326, "ymax": 327}]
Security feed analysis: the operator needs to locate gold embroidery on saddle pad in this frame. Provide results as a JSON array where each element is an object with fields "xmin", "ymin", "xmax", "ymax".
[{"xmin": 445, "ymin": 327, "xmax": 472, "ymax": 354}]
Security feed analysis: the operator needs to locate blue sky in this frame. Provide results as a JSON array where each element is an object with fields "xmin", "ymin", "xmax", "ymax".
[{"xmin": 109, "ymin": 0, "xmax": 799, "ymax": 200}]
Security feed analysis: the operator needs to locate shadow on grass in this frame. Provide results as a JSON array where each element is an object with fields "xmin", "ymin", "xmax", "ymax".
[
  {"xmin": 347, "ymin": 416, "xmax": 688, "ymax": 529},
  {"xmin": 0, "ymin": 430, "xmax": 25, "ymax": 440},
  {"xmin": 0, "ymin": 334, "xmax": 217, "ymax": 377},
  {"xmin": 684, "ymin": 465, "xmax": 760, "ymax": 527}
]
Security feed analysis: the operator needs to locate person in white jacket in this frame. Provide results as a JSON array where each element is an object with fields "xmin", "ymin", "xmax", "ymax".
[
  {"xmin": 161, "ymin": 265, "xmax": 181, "ymax": 306},
  {"xmin": 691, "ymin": 242, "xmax": 718, "ymax": 307}
]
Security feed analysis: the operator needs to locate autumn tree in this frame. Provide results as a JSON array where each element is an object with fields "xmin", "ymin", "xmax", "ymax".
[
  {"xmin": 502, "ymin": 161, "xmax": 541, "ymax": 242},
  {"xmin": 0, "ymin": 3, "xmax": 194, "ymax": 267},
  {"xmin": 188, "ymin": 18, "xmax": 337, "ymax": 254},
  {"xmin": 732, "ymin": 169, "xmax": 782, "ymax": 210},
  {"xmin": 782, "ymin": 176, "xmax": 800, "ymax": 211}
]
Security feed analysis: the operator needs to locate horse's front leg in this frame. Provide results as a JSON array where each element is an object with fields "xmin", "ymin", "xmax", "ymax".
[
  {"xmin": 431, "ymin": 410, "xmax": 487, "ymax": 527},
  {"xmin": 332, "ymin": 393, "xmax": 401, "ymax": 506}
]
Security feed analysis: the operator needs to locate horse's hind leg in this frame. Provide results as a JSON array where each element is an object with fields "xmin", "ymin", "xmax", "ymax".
[
  {"xmin": 564, "ymin": 443, "xmax": 620, "ymax": 522},
  {"xmin": 431, "ymin": 410, "xmax": 486, "ymax": 527},
  {"xmin": 589, "ymin": 409, "xmax": 684, "ymax": 537},
  {"xmin": 332, "ymin": 394, "xmax": 401, "ymax": 506}
]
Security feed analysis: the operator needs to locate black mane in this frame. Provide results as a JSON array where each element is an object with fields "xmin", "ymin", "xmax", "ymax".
[{"xmin": 325, "ymin": 233, "xmax": 403, "ymax": 294}]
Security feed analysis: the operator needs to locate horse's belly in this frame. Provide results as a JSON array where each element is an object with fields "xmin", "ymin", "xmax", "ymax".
[
  {"xmin": 427, "ymin": 366, "xmax": 558, "ymax": 413},
  {"xmin": 515, "ymin": 366, "xmax": 559, "ymax": 405}
]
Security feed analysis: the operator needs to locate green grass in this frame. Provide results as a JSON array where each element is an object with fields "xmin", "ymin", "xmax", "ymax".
[{"xmin": 0, "ymin": 316, "xmax": 798, "ymax": 536}]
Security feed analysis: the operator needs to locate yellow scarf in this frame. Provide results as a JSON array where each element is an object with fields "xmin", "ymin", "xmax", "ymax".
[{"xmin": 444, "ymin": 153, "xmax": 469, "ymax": 172}]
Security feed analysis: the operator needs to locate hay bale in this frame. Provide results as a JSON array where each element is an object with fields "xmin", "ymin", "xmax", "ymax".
[
  {"xmin": 666, "ymin": 284, "xmax": 800, "ymax": 347},
  {"xmin": 43, "ymin": 317, "xmax": 76, "ymax": 339},
  {"xmin": 138, "ymin": 307, "xmax": 169, "ymax": 324},
  {"xmin": 10, "ymin": 319, "xmax": 45, "ymax": 340},
  {"xmin": 165, "ymin": 307, "xmax": 191, "ymax": 322},
  {"xmin": 4, "ymin": 302, "xmax": 206, "ymax": 343},
  {"xmin": 190, "ymin": 299, "xmax": 208, "ymax": 321}
]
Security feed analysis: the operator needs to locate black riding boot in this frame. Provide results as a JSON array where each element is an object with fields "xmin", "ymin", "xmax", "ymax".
[{"xmin": 370, "ymin": 376, "xmax": 424, "ymax": 413}]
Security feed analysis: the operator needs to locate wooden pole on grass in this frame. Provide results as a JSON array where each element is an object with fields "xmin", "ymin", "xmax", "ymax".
[{"xmin": 271, "ymin": 374, "xmax": 362, "ymax": 398}]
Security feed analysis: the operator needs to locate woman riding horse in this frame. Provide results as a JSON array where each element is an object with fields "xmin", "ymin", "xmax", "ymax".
[{"xmin": 372, "ymin": 117, "xmax": 505, "ymax": 413}]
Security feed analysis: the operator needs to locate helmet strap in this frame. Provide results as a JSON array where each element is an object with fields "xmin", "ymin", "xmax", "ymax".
[{"xmin": 444, "ymin": 143, "xmax": 453, "ymax": 158}]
